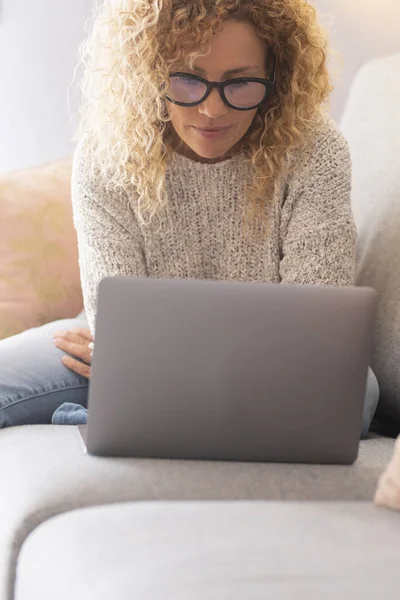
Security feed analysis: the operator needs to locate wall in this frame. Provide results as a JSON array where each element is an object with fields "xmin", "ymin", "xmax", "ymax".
[
  {"xmin": 0, "ymin": 0, "xmax": 399, "ymax": 173},
  {"xmin": 312, "ymin": 0, "xmax": 400, "ymax": 121},
  {"xmin": 0, "ymin": 0, "xmax": 93, "ymax": 173}
]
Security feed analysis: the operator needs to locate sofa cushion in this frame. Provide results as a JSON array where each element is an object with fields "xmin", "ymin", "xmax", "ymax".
[
  {"xmin": 15, "ymin": 501, "xmax": 400, "ymax": 599},
  {"xmin": 0, "ymin": 160, "xmax": 83, "ymax": 341},
  {"xmin": 341, "ymin": 54, "xmax": 400, "ymax": 423},
  {"xmin": 0, "ymin": 425, "xmax": 395, "ymax": 600}
]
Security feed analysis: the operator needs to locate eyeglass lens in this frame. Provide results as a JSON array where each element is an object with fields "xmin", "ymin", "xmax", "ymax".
[{"xmin": 168, "ymin": 75, "xmax": 267, "ymax": 108}]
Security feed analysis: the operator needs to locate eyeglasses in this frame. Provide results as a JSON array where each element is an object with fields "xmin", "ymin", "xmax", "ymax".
[{"xmin": 166, "ymin": 56, "xmax": 276, "ymax": 111}]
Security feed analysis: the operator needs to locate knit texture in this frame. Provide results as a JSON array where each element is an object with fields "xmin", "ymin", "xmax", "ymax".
[{"xmin": 72, "ymin": 112, "xmax": 355, "ymax": 335}]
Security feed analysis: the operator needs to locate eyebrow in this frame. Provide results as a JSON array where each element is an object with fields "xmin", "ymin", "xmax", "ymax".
[{"xmin": 191, "ymin": 65, "xmax": 261, "ymax": 78}]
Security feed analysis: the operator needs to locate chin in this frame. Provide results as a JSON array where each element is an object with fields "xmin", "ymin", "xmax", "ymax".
[{"xmin": 189, "ymin": 142, "xmax": 234, "ymax": 161}]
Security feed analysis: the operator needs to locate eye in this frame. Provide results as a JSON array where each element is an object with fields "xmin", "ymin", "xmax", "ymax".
[
  {"xmin": 227, "ymin": 81, "xmax": 250, "ymax": 89},
  {"xmin": 178, "ymin": 76, "xmax": 200, "ymax": 85},
  {"xmin": 171, "ymin": 75, "xmax": 202, "ymax": 86}
]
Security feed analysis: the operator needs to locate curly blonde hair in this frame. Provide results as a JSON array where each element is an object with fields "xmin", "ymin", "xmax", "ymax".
[{"xmin": 77, "ymin": 0, "xmax": 333, "ymax": 225}]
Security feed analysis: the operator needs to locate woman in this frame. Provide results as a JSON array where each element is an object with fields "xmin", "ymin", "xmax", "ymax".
[{"xmin": 0, "ymin": 0, "xmax": 379, "ymax": 434}]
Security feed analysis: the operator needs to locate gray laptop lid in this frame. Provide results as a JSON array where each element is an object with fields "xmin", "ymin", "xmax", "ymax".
[{"xmin": 85, "ymin": 277, "xmax": 376, "ymax": 464}]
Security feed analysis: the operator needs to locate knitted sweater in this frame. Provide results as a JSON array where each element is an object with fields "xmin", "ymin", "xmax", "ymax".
[{"xmin": 72, "ymin": 112, "xmax": 355, "ymax": 335}]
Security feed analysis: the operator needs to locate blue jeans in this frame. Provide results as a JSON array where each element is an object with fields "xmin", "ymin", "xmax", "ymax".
[
  {"xmin": 0, "ymin": 312, "xmax": 89, "ymax": 428},
  {"xmin": 0, "ymin": 313, "xmax": 379, "ymax": 438}
]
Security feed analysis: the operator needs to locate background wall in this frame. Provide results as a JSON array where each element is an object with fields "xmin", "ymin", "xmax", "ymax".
[
  {"xmin": 312, "ymin": 0, "xmax": 400, "ymax": 120},
  {"xmin": 0, "ymin": 0, "xmax": 399, "ymax": 173},
  {"xmin": 0, "ymin": 0, "xmax": 93, "ymax": 173}
]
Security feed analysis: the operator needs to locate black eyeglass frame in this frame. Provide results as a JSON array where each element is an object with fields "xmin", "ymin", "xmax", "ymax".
[{"xmin": 166, "ymin": 55, "xmax": 277, "ymax": 111}]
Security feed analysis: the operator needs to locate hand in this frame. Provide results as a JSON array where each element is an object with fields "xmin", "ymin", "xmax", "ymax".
[{"xmin": 53, "ymin": 327, "xmax": 94, "ymax": 380}]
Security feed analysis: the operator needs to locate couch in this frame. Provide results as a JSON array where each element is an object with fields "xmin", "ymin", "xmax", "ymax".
[
  {"xmin": 1, "ymin": 427, "xmax": 397, "ymax": 600},
  {"xmin": 1, "ymin": 59, "xmax": 400, "ymax": 600},
  {"xmin": 0, "ymin": 159, "xmax": 82, "ymax": 341}
]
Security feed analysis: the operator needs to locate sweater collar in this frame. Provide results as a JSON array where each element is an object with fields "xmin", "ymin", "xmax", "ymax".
[{"xmin": 172, "ymin": 150, "xmax": 242, "ymax": 172}]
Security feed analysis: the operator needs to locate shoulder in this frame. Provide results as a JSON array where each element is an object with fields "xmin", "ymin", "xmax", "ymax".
[
  {"xmin": 287, "ymin": 111, "xmax": 351, "ymax": 186},
  {"xmin": 71, "ymin": 140, "xmax": 137, "ymax": 229},
  {"xmin": 306, "ymin": 111, "xmax": 350, "ymax": 160},
  {"xmin": 71, "ymin": 139, "xmax": 98, "ymax": 200},
  {"xmin": 72, "ymin": 139, "xmax": 104, "ymax": 200},
  {"xmin": 72, "ymin": 140, "xmax": 129, "ymax": 210}
]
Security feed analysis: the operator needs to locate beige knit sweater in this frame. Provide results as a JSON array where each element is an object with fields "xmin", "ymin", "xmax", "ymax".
[{"xmin": 72, "ymin": 112, "xmax": 356, "ymax": 335}]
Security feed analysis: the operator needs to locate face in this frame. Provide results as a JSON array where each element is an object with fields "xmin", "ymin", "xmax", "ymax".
[{"xmin": 166, "ymin": 21, "xmax": 268, "ymax": 164}]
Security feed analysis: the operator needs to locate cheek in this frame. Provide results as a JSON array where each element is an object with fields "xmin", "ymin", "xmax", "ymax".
[
  {"xmin": 168, "ymin": 105, "xmax": 189, "ymax": 132},
  {"xmin": 239, "ymin": 110, "xmax": 258, "ymax": 130},
  {"xmin": 233, "ymin": 110, "xmax": 259, "ymax": 140}
]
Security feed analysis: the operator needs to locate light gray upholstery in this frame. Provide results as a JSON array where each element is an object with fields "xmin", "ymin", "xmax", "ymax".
[
  {"xmin": 341, "ymin": 53, "xmax": 400, "ymax": 423},
  {"xmin": 2, "ymin": 7, "xmax": 400, "ymax": 600},
  {"xmin": 0, "ymin": 425, "xmax": 395, "ymax": 600},
  {"xmin": 15, "ymin": 501, "xmax": 400, "ymax": 599}
]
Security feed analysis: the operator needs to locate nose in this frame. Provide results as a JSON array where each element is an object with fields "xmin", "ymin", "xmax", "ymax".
[{"xmin": 198, "ymin": 87, "xmax": 229, "ymax": 119}]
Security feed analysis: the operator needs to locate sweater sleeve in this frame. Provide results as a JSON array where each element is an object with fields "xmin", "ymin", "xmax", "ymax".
[
  {"xmin": 71, "ymin": 143, "xmax": 147, "ymax": 335},
  {"xmin": 279, "ymin": 115, "xmax": 356, "ymax": 286}
]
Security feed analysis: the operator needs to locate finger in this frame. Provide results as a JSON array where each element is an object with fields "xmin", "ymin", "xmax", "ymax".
[
  {"xmin": 61, "ymin": 356, "xmax": 91, "ymax": 380},
  {"xmin": 54, "ymin": 339, "xmax": 92, "ymax": 365},
  {"xmin": 69, "ymin": 327, "xmax": 94, "ymax": 342},
  {"xmin": 53, "ymin": 331, "xmax": 89, "ymax": 347},
  {"xmin": 52, "ymin": 330, "xmax": 68, "ymax": 339},
  {"xmin": 52, "ymin": 329, "xmax": 93, "ymax": 343},
  {"xmin": 52, "ymin": 331, "xmax": 81, "ymax": 344}
]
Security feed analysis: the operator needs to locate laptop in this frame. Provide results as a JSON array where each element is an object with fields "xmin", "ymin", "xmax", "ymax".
[{"xmin": 79, "ymin": 276, "xmax": 377, "ymax": 465}]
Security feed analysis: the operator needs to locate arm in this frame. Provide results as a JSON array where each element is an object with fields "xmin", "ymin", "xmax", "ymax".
[
  {"xmin": 71, "ymin": 143, "xmax": 147, "ymax": 335},
  {"xmin": 279, "ymin": 115, "xmax": 356, "ymax": 286}
]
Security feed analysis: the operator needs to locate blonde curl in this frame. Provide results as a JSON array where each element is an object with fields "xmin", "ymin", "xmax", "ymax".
[{"xmin": 76, "ymin": 0, "xmax": 333, "ymax": 226}]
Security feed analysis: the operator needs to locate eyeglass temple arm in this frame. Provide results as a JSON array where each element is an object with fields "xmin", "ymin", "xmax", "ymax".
[{"xmin": 269, "ymin": 53, "xmax": 277, "ymax": 84}]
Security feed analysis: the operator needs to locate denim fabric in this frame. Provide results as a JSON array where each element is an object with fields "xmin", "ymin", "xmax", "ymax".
[
  {"xmin": 0, "ymin": 311, "xmax": 89, "ymax": 428},
  {"xmin": 0, "ymin": 310, "xmax": 379, "ymax": 438},
  {"xmin": 362, "ymin": 369, "xmax": 380, "ymax": 439},
  {"xmin": 52, "ymin": 402, "xmax": 88, "ymax": 425}
]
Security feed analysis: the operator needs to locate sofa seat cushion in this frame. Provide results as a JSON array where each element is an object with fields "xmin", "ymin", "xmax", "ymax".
[
  {"xmin": 15, "ymin": 501, "xmax": 400, "ymax": 600},
  {"xmin": 0, "ymin": 425, "xmax": 395, "ymax": 600}
]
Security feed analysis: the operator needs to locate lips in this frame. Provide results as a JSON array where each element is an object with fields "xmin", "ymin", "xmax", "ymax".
[
  {"xmin": 191, "ymin": 125, "xmax": 233, "ymax": 141},
  {"xmin": 192, "ymin": 126, "xmax": 232, "ymax": 140},
  {"xmin": 195, "ymin": 127, "xmax": 230, "ymax": 132}
]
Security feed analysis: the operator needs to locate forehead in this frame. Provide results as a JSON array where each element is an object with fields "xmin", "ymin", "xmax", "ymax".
[{"xmin": 189, "ymin": 21, "xmax": 267, "ymax": 73}]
